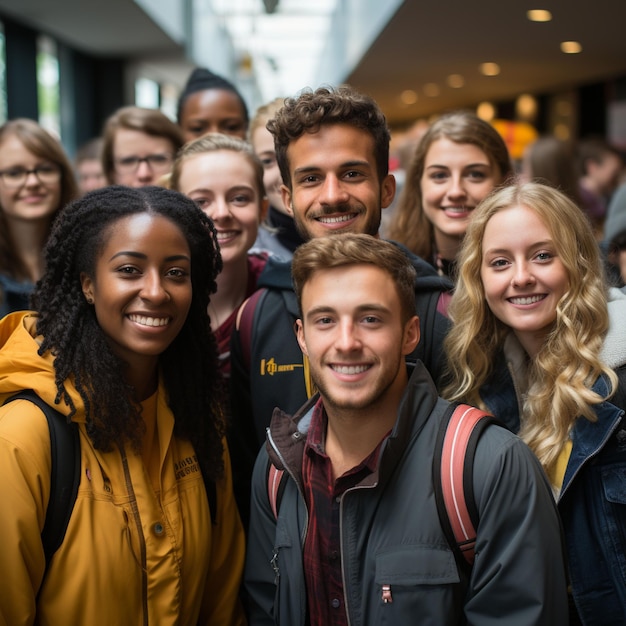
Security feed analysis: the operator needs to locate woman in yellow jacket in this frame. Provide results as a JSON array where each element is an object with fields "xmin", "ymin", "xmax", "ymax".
[{"xmin": 0, "ymin": 185, "xmax": 246, "ymax": 625}]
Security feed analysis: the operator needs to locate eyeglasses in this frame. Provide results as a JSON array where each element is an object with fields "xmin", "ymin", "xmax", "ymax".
[
  {"xmin": 114, "ymin": 154, "xmax": 173, "ymax": 174},
  {"xmin": 0, "ymin": 165, "xmax": 61, "ymax": 188}
]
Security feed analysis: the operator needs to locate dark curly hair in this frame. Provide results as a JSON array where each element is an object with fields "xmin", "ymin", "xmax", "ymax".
[
  {"xmin": 267, "ymin": 85, "xmax": 391, "ymax": 190},
  {"xmin": 32, "ymin": 185, "xmax": 226, "ymax": 479}
]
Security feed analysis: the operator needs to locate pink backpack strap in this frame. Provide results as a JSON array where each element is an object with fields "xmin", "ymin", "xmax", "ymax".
[
  {"xmin": 439, "ymin": 404, "xmax": 492, "ymax": 566},
  {"xmin": 268, "ymin": 463, "xmax": 285, "ymax": 519}
]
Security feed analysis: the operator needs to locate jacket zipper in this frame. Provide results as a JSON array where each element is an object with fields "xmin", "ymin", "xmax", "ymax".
[
  {"xmin": 120, "ymin": 445, "xmax": 149, "ymax": 626},
  {"xmin": 338, "ymin": 482, "xmax": 380, "ymax": 625},
  {"xmin": 266, "ymin": 429, "xmax": 310, "ymax": 623}
]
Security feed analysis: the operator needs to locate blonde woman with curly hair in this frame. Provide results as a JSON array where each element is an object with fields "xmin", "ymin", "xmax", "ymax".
[{"xmin": 444, "ymin": 181, "xmax": 626, "ymax": 625}]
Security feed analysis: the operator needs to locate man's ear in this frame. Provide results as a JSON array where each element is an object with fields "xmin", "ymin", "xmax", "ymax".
[
  {"xmin": 402, "ymin": 315, "xmax": 420, "ymax": 355},
  {"xmin": 295, "ymin": 319, "xmax": 308, "ymax": 355},
  {"xmin": 281, "ymin": 184, "xmax": 294, "ymax": 216},
  {"xmin": 381, "ymin": 173, "xmax": 396, "ymax": 209}
]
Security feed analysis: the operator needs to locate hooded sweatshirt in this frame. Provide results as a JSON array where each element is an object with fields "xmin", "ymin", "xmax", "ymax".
[{"xmin": 0, "ymin": 312, "xmax": 246, "ymax": 626}]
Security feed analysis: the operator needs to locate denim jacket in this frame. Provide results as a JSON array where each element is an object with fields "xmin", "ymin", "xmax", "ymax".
[{"xmin": 480, "ymin": 343, "xmax": 626, "ymax": 625}]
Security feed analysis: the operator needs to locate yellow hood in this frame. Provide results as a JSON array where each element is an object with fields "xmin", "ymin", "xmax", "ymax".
[{"xmin": 0, "ymin": 311, "xmax": 84, "ymax": 419}]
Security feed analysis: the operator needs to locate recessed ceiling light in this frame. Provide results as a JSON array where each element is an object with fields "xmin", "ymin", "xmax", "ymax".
[
  {"xmin": 477, "ymin": 102, "xmax": 496, "ymax": 121},
  {"xmin": 561, "ymin": 41, "xmax": 582, "ymax": 54},
  {"xmin": 527, "ymin": 9, "xmax": 552, "ymax": 22},
  {"xmin": 480, "ymin": 62, "xmax": 500, "ymax": 76},
  {"xmin": 400, "ymin": 89, "xmax": 418, "ymax": 104},
  {"xmin": 447, "ymin": 74, "xmax": 465, "ymax": 88},
  {"xmin": 516, "ymin": 94, "xmax": 538, "ymax": 120},
  {"xmin": 424, "ymin": 83, "xmax": 440, "ymax": 97}
]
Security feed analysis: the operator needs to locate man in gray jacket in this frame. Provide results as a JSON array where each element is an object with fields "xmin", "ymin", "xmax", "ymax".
[{"xmin": 244, "ymin": 234, "xmax": 568, "ymax": 625}]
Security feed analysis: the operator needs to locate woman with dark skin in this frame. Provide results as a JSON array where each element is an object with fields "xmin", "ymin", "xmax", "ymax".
[
  {"xmin": 177, "ymin": 67, "xmax": 249, "ymax": 142},
  {"xmin": 0, "ymin": 185, "xmax": 246, "ymax": 625}
]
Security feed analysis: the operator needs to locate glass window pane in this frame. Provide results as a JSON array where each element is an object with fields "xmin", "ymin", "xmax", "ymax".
[{"xmin": 37, "ymin": 35, "xmax": 60, "ymax": 137}]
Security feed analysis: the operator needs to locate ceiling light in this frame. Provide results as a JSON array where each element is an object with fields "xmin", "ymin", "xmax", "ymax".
[
  {"xmin": 477, "ymin": 102, "xmax": 496, "ymax": 121},
  {"xmin": 424, "ymin": 83, "xmax": 440, "ymax": 97},
  {"xmin": 400, "ymin": 89, "xmax": 418, "ymax": 105},
  {"xmin": 515, "ymin": 94, "xmax": 538, "ymax": 121},
  {"xmin": 561, "ymin": 41, "xmax": 582, "ymax": 54},
  {"xmin": 480, "ymin": 62, "xmax": 500, "ymax": 76},
  {"xmin": 447, "ymin": 74, "xmax": 465, "ymax": 88},
  {"xmin": 527, "ymin": 9, "xmax": 552, "ymax": 22}
]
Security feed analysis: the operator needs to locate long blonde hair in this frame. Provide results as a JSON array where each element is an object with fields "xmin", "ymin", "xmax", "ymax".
[{"xmin": 444, "ymin": 182, "xmax": 617, "ymax": 472}]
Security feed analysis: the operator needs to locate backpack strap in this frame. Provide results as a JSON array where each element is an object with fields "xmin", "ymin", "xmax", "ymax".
[
  {"xmin": 236, "ymin": 288, "xmax": 267, "ymax": 371},
  {"xmin": 3, "ymin": 390, "xmax": 80, "ymax": 567},
  {"xmin": 433, "ymin": 403, "xmax": 495, "ymax": 572},
  {"xmin": 267, "ymin": 461, "xmax": 286, "ymax": 520}
]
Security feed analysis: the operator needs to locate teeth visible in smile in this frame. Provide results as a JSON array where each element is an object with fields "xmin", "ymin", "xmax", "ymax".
[
  {"xmin": 445, "ymin": 206, "xmax": 472, "ymax": 213},
  {"xmin": 332, "ymin": 364, "xmax": 369, "ymax": 374},
  {"xmin": 129, "ymin": 314, "xmax": 169, "ymax": 327},
  {"xmin": 510, "ymin": 295, "xmax": 544, "ymax": 305},
  {"xmin": 216, "ymin": 231, "xmax": 238, "ymax": 240},
  {"xmin": 318, "ymin": 214, "xmax": 355, "ymax": 224}
]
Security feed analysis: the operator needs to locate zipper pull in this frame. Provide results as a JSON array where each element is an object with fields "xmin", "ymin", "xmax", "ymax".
[
  {"xmin": 270, "ymin": 551, "xmax": 280, "ymax": 585},
  {"xmin": 381, "ymin": 584, "xmax": 393, "ymax": 603}
]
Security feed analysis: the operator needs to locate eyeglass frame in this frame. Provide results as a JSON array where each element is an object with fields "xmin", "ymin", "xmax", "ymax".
[
  {"xmin": 0, "ymin": 164, "xmax": 62, "ymax": 188},
  {"xmin": 113, "ymin": 153, "xmax": 174, "ymax": 174}
]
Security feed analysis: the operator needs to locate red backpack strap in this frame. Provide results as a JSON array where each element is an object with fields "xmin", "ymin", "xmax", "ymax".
[
  {"xmin": 267, "ymin": 462, "xmax": 285, "ymax": 519},
  {"xmin": 235, "ymin": 288, "xmax": 266, "ymax": 371},
  {"xmin": 434, "ymin": 403, "xmax": 494, "ymax": 570}
]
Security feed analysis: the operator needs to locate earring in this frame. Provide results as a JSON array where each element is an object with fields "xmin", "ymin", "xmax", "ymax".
[{"xmin": 86, "ymin": 297, "xmax": 94, "ymax": 305}]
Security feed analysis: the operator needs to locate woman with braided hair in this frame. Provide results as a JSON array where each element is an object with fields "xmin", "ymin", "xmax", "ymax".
[{"xmin": 0, "ymin": 185, "xmax": 246, "ymax": 625}]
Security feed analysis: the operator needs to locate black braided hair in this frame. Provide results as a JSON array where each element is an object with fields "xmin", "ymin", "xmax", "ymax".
[
  {"xmin": 176, "ymin": 67, "xmax": 249, "ymax": 126},
  {"xmin": 32, "ymin": 185, "xmax": 226, "ymax": 479}
]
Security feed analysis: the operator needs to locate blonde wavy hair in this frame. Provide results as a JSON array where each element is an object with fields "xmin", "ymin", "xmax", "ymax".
[{"xmin": 444, "ymin": 182, "xmax": 617, "ymax": 473}]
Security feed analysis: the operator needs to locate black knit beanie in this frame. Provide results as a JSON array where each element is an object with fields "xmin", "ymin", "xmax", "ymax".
[{"xmin": 177, "ymin": 67, "xmax": 249, "ymax": 124}]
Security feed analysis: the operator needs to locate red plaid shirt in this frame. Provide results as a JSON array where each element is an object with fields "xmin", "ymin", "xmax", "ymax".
[{"xmin": 302, "ymin": 399, "xmax": 387, "ymax": 626}]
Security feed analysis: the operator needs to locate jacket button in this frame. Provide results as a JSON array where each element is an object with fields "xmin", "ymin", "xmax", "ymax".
[
  {"xmin": 154, "ymin": 522, "xmax": 164, "ymax": 536},
  {"xmin": 331, "ymin": 598, "xmax": 341, "ymax": 609}
]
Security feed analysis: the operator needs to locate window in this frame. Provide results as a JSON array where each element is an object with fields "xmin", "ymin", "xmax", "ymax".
[{"xmin": 37, "ymin": 35, "xmax": 60, "ymax": 137}]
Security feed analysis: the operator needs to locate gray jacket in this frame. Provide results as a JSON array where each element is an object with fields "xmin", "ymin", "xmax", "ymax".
[{"xmin": 243, "ymin": 363, "xmax": 569, "ymax": 625}]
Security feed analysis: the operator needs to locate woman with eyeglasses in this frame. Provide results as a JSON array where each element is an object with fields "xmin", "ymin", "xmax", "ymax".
[
  {"xmin": 101, "ymin": 106, "xmax": 184, "ymax": 188},
  {"xmin": 0, "ymin": 118, "xmax": 78, "ymax": 318}
]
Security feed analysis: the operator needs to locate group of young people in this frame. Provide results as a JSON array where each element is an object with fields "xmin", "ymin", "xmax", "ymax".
[{"xmin": 0, "ymin": 70, "xmax": 624, "ymax": 626}]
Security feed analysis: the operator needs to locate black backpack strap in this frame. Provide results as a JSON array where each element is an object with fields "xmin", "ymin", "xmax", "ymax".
[
  {"xmin": 3, "ymin": 390, "xmax": 80, "ymax": 567},
  {"xmin": 432, "ymin": 402, "xmax": 496, "ymax": 575}
]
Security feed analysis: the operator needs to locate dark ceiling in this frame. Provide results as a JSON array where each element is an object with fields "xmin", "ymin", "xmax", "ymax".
[
  {"xmin": 1, "ymin": 0, "xmax": 625, "ymax": 129},
  {"xmin": 347, "ymin": 0, "xmax": 626, "ymax": 126}
]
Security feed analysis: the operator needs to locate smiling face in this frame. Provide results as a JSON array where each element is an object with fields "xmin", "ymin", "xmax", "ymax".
[
  {"xmin": 480, "ymin": 204, "xmax": 569, "ymax": 357},
  {"xmin": 177, "ymin": 150, "xmax": 264, "ymax": 267},
  {"xmin": 296, "ymin": 264, "xmax": 419, "ymax": 420},
  {"xmin": 251, "ymin": 124, "xmax": 287, "ymax": 214},
  {"xmin": 421, "ymin": 138, "xmax": 501, "ymax": 258},
  {"xmin": 282, "ymin": 124, "xmax": 395, "ymax": 240},
  {"xmin": 80, "ymin": 213, "xmax": 192, "ymax": 383},
  {"xmin": 179, "ymin": 89, "xmax": 248, "ymax": 142},
  {"xmin": 0, "ymin": 134, "xmax": 61, "ymax": 223}
]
